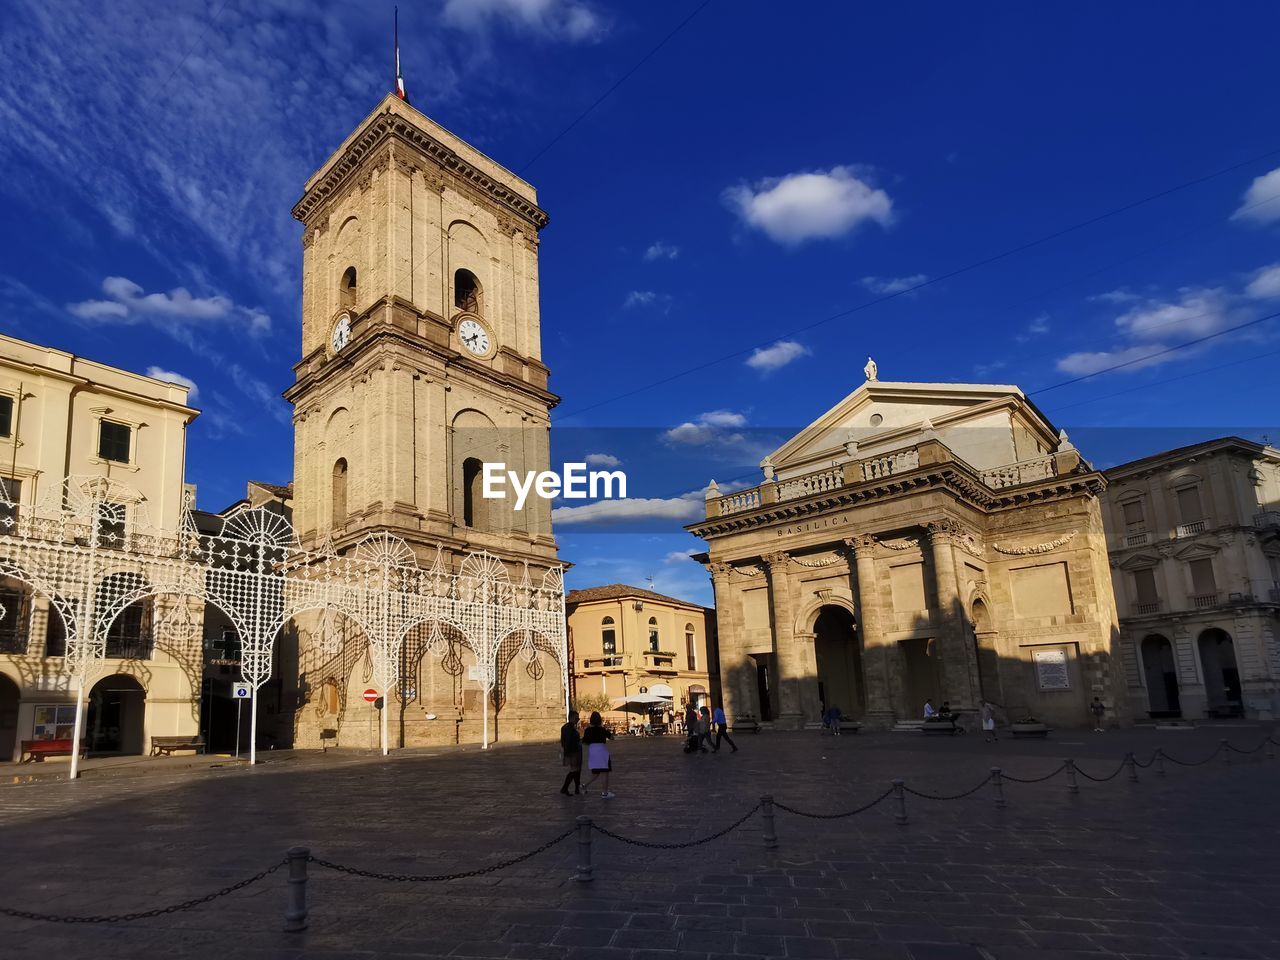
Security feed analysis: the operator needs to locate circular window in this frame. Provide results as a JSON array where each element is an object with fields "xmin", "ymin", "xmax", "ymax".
[{"xmin": 869, "ymin": 413, "xmax": 884, "ymax": 427}]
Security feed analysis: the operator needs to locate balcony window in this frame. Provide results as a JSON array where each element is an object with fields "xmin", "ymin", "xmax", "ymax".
[
  {"xmin": 1176, "ymin": 485, "xmax": 1203, "ymax": 525},
  {"xmin": 1189, "ymin": 557, "xmax": 1217, "ymax": 607},
  {"xmin": 1132, "ymin": 568, "xmax": 1159, "ymax": 614},
  {"xmin": 0, "ymin": 578, "xmax": 30, "ymax": 654},
  {"xmin": 0, "ymin": 394, "xmax": 12, "ymax": 437},
  {"xmin": 96, "ymin": 501, "xmax": 127, "ymax": 548},
  {"xmin": 1121, "ymin": 499, "xmax": 1145, "ymax": 531},
  {"xmin": 45, "ymin": 602, "xmax": 68, "ymax": 657},
  {"xmin": 648, "ymin": 616, "xmax": 659, "ymax": 652},
  {"xmin": 601, "ymin": 616, "xmax": 616, "ymax": 656},
  {"xmin": 0, "ymin": 476, "xmax": 20, "ymax": 533},
  {"xmin": 685, "ymin": 623, "xmax": 696, "ymax": 671}
]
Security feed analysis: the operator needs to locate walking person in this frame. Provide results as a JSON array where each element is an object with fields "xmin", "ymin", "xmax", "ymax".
[
  {"xmin": 581, "ymin": 711, "xmax": 616, "ymax": 798},
  {"xmin": 684, "ymin": 702, "xmax": 704, "ymax": 753},
  {"xmin": 698, "ymin": 705, "xmax": 715, "ymax": 752},
  {"xmin": 981, "ymin": 699, "xmax": 998, "ymax": 742},
  {"xmin": 559, "ymin": 710, "xmax": 582, "ymax": 795},
  {"xmin": 712, "ymin": 704, "xmax": 738, "ymax": 753},
  {"xmin": 1090, "ymin": 696, "xmax": 1106, "ymax": 732},
  {"xmin": 828, "ymin": 704, "xmax": 843, "ymax": 736}
]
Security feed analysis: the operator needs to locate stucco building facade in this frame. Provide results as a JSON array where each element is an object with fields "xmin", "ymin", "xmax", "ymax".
[
  {"xmin": 566, "ymin": 584, "xmax": 719, "ymax": 722},
  {"xmin": 688, "ymin": 370, "xmax": 1123, "ymax": 731},
  {"xmin": 1104, "ymin": 437, "xmax": 1280, "ymax": 720},
  {"xmin": 0, "ymin": 334, "xmax": 199, "ymax": 760}
]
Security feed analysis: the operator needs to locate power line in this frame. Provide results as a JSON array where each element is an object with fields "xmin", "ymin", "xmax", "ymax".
[
  {"xmin": 1027, "ymin": 309, "xmax": 1280, "ymax": 396},
  {"xmin": 554, "ymin": 145, "xmax": 1280, "ymax": 421},
  {"xmin": 521, "ymin": 0, "xmax": 715, "ymax": 172}
]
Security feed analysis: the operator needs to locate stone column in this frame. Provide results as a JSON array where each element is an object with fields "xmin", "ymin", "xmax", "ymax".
[
  {"xmin": 709, "ymin": 562, "xmax": 754, "ymax": 721},
  {"xmin": 926, "ymin": 520, "xmax": 980, "ymax": 710},
  {"xmin": 764, "ymin": 552, "xmax": 806, "ymax": 730},
  {"xmin": 844, "ymin": 535, "xmax": 897, "ymax": 726}
]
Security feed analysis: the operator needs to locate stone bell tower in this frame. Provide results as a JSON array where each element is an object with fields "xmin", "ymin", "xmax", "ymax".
[{"xmin": 285, "ymin": 95, "xmax": 559, "ymax": 568}]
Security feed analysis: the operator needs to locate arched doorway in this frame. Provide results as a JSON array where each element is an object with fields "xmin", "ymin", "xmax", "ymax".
[
  {"xmin": 0, "ymin": 674, "xmax": 19, "ymax": 761},
  {"xmin": 87, "ymin": 674, "xmax": 146, "ymax": 754},
  {"xmin": 814, "ymin": 606, "xmax": 864, "ymax": 719},
  {"xmin": 1198, "ymin": 629, "xmax": 1242, "ymax": 717},
  {"xmin": 1140, "ymin": 634, "xmax": 1181, "ymax": 718},
  {"xmin": 970, "ymin": 598, "xmax": 1003, "ymax": 702}
]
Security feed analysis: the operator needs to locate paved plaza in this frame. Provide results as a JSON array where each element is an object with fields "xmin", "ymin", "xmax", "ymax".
[{"xmin": 1, "ymin": 724, "xmax": 1278, "ymax": 960}]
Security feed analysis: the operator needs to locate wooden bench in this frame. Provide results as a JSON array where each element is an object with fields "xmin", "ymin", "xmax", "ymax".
[
  {"xmin": 731, "ymin": 717, "xmax": 761, "ymax": 734},
  {"xmin": 921, "ymin": 717, "xmax": 962, "ymax": 735},
  {"xmin": 839, "ymin": 720, "xmax": 862, "ymax": 734},
  {"xmin": 150, "ymin": 735, "xmax": 205, "ymax": 757},
  {"xmin": 20, "ymin": 739, "xmax": 86, "ymax": 763}
]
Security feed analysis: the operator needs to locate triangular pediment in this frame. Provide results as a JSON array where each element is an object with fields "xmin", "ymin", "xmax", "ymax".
[
  {"xmin": 1172, "ymin": 542, "xmax": 1220, "ymax": 561},
  {"xmin": 1117, "ymin": 552, "xmax": 1162, "ymax": 570},
  {"xmin": 766, "ymin": 380, "xmax": 1059, "ymax": 477}
]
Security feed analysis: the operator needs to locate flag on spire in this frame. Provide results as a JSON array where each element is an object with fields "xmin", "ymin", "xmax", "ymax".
[{"xmin": 394, "ymin": 7, "xmax": 408, "ymax": 102}]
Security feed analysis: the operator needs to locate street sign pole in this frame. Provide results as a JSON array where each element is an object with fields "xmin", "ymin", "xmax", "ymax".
[{"xmin": 235, "ymin": 697, "xmax": 242, "ymax": 760}]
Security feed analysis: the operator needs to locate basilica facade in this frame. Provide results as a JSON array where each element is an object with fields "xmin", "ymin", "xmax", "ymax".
[{"xmin": 688, "ymin": 371, "xmax": 1123, "ymax": 730}]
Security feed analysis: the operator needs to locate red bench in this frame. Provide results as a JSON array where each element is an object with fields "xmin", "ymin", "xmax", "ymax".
[{"xmin": 19, "ymin": 739, "xmax": 87, "ymax": 763}]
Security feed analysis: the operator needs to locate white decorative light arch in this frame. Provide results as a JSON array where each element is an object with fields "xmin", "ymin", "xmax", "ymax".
[{"xmin": 0, "ymin": 477, "xmax": 567, "ymax": 775}]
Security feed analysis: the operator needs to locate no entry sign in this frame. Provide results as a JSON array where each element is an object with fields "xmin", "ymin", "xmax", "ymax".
[{"xmin": 363, "ymin": 688, "xmax": 379, "ymax": 703}]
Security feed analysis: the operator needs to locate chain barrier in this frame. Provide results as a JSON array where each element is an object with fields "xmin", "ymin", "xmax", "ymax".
[
  {"xmin": 1131, "ymin": 751, "xmax": 1158, "ymax": 769},
  {"xmin": 1001, "ymin": 761, "xmax": 1069, "ymax": 784},
  {"xmin": 1226, "ymin": 740, "xmax": 1269, "ymax": 755},
  {"xmin": 0, "ymin": 860, "xmax": 285, "ymax": 924},
  {"xmin": 773, "ymin": 786, "xmax": 895, "ymax": 819},
  {"xmin": 902, "ymin": 773, "xmax": 994, "ymax": 800},
  {"xmin": 1160, "ymin": 742, "xmax": 1226, "ymax": 767},
  {"xmin": 309, "ymin": 826, "xmax": 574, "ymax": 882},
  {"xmin": 590, "ymin": 802, "xmax": 762, "ymax": 848},
  {"xmin": 1074, "ymin": 758, "xmax": 1128, "ymax": 782}
]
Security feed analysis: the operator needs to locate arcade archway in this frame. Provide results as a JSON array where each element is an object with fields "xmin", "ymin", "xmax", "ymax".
[{"xmin": 814, "ymin": 605, "xmax": 864, "ymax": 720}]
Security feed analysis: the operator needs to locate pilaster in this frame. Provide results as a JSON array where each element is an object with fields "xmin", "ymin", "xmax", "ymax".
[
  {"xmin": 764, "ymin": 551, "xmax": 806, "ymax": 729},
  {"xmin": 926, "ymin": 519, "xmax": 980, "ymax": 709},
  {"xmin": 844, "ymin": 534, "xmax": 897, "ymax": 725}
]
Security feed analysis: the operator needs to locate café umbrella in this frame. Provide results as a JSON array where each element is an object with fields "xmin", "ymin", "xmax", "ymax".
[{"xmin": 610, "ymin": 692, "xmax": 672, "ymax": 713}]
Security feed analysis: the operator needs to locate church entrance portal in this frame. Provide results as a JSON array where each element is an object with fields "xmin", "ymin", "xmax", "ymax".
[
  {"xmin": 813, "ymin": 606, "xmax": 863, "ymax": 720},
  {"xmin": 1140, "ymin": 634, "xmax": 1181, "ymax": 717}
]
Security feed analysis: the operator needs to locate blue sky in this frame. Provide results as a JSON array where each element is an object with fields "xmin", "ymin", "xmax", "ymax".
[{"xmin": 2, "ymin": 1, "xmax": 1278, "ymax": 606}]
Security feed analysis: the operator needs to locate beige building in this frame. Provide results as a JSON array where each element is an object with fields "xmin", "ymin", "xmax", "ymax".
[
  {"xmin": 1104, "ymin": 437, "xmax": 1280, "ymax": 720},
  {"xmin": 688, "ymin": 370, "xmax": 1123, "ymax": 731},
  {"xmin": 566, "ymin": 584, "xmax": 719, "ymax": 723},
  {"xmin": 282, "ymin": 94, "xmax": 565, "ymax": 748},
  {"xmin": 0, "ymin": 333, "xmax": 199, "ymax": 760}
]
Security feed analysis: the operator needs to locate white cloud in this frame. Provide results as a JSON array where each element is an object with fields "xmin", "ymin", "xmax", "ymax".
[
  {"xmin": 442, "ymin": 0, "xmax": 603, "ymax": 41},
  {"xmin": 1056, "ymin": 289, "xmax": 1233, "ymax": 376},
  {"xmin": 67, "ymin": 276, "xmax": 270, "ymax": 344},
  {"xmin": 1245, "ymin": 263, "xmax": 1280, "ymax": 300},
  {"xmin": 1232, "ymin": 166, "xmax": 1280, "ymax": 224},
  {"xmin": 1015, "ymin": 314, "xmax": 1051, "ymax": 343},
  {"xmin": 584, "ymin": 452, "xmax": 621, "ymax": 467},
  {"xmin": 745, "ymin": 339, "xmax": 810, "ymax": 373},
  {"xmin": 663, "ymin": 410, "xmax": 747, "ymax": 446},
  {"xmin": 1089, "ymin": 289, "xmax": 1141, "ymax": 304},
  {"xmin": 227, "ymin": 363, "xmax": 290, "ymax": 425},
  {"xmin": 145, "ymin": 367, "xmax": 199, "ymax": 400},
  {"xmin": 623, "ymin": 290, "xmax": 657, "ymax": 308},
  {"xmin": 724, "ymin": 166, "xmax": 893, "ymax": 245},
  {"xmin": 973, "ymin": 360, "xmax": 1007, "ymax": 378},
  {"xmin": 860, "ymin": 274, "xmax": 928, "ymax": 295},
  {"xmin": 663, "ymin": 549, "xmax": 699, "ymax": 564},
  {"xmin": 553, "ymin": 493, "xmax": 703, "ymax": 526},
  {"xmin": 643, "ymin": 240, "xmax": 679, "ymax": 261}
]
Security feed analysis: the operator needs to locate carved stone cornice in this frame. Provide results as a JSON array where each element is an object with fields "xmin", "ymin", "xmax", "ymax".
[
  {"xmin": 762, "ymin": 552, "xmax": 790, "ymax": 571},
  {"xmin": 293, "ymin": 109, "xmax": 549, "ymax": 230},
  {"xmin": 842, "ymin": 534, "xmax": 877, "ymax": 558},
  {"xmin": 879, "ymin": 536, "xmax": 920, "ymax": 551},
  {"xmin": 792, "ymin": 551, "xmax": 842, "ymax": 568}
]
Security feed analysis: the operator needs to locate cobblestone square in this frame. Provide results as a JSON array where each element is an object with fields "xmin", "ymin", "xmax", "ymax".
[{"xmin": 1, "ymin": 725, "xmax": 1278, "ymax": 960}]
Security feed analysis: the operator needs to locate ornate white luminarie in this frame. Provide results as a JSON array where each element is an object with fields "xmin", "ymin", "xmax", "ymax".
[{"xmin": 0, "ymin": 477, "xmax": 567, "ymax": 775}]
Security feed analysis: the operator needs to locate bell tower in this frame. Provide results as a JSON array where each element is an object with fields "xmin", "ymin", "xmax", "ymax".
[{"xmin": 285, "ymin": 95, "xmax": 558, "ymax": 568}]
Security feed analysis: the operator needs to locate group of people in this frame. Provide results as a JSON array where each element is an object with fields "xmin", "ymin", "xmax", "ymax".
[{"xmin": 558, "ymin": 701, "xmax": 738, "ymax": 798}]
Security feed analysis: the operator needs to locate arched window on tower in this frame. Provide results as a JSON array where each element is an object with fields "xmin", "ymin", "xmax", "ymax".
[
  {"xmin": 685, "ymin": 622, "xmax": 696, "ymax": 671},
  {"xmin": 454, "ymin": 269, "xmax": 482, "ymax": 314},
  {"xmin": 340, "ymin": 267, "xmax": 357, "ymax": 310},
  {"xmin": 462, "ymin": 456, "xmax": 484, "ymax": 529},
  {"xmin": 601, "ymin": 616, "xmax": 617, "ymax": 663},
  {"xmin": 648, "ymin": 616, "xmax": 660, "ymax": 652},
  {"xmin": 332, "ymin": 459, "xmax": 348, "ymax": 528}
]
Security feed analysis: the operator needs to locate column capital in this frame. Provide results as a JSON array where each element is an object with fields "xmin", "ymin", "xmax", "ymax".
[
  {"xmin": 842, "ymin": 534, "xmax": 877, "ymax": 558},
  {"xmin": 762, "ymin": 551, "xmax": 791, "ymax": 570},
  {"xmin": 707, "ymin": 560, "xmax": 734, "ymax": 581},
  {"xmin": 925, "ymin": 518, "xmax": 964, "ymax": 544}
]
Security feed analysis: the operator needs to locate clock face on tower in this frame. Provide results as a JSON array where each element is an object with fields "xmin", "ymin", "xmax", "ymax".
[
  {"xmin": 331, "ymin": 314, "xmax": 352, "ymax": 353},
  {"xmin": 457, "ymin": 317, "xmax": 492, "ymax": 357}
]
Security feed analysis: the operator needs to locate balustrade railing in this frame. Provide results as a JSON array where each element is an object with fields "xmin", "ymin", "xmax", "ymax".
[
  {"xmin": 1124, "ymin": 531, "xmax": 1150, "ymax": 547},
  {"xmin": 859, "ymin": 448, "xmax": 920, "ymax": 481},
  {"xmin": 1133, "ymin": 601, "xmax": 1161, "ymax": 616},
  {"xmin": 1177, "ymin": 520, "xmax": 1207, "ymax": 537},
  {"xmin": 716, "ymin": 488, "xmax": 762, "ymax": 516},
  {"xmin": 777, "ymin": 467, "xmax": 843, "ymax": 501},
  {"xmin": 979, "ymin": 455, "xmax": 1057, "ymax": 489},
  {"xmin": 1191, "ymin": 593, "xmax": 1220, "ymax": 610}
]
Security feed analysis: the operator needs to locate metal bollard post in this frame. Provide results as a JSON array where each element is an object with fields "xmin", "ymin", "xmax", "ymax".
[
  {"xmin": 1155, "ymin": 749, "xmax": 1166, "ymax": 777},
  {"xmin": 574, "ymin": 815, "xmax": 593, "ymax": 882},
  {"xmin": 1064, "ymin": 759, "xmax": 1079, "ymax": 794},
  {"xmin": 283, "ymin": 846, "xmax": 309, "ymax": 933},
  {"xmin": 990, "ymin": 767, "xmax": 1006, "ymax": 809},
  {"xmin": 760, "ymin": 795, "xmax": 778, "ymax": 850},
  {"xmin": 1222, "ymin": 739, "xmax": 1231, "ymax": 766},
  {"xmin": 1126, "ymin": 752, "xmax": 1138, "ymax": 782},
  {"xmin": 892, "ymin": 779, "xmax": 907, "ymax": 826}
]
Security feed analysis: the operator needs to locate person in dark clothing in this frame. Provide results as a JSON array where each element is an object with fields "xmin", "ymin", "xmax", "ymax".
[
  {"xmin": 559, "ymin": 710, "xmax": 582, "ymax": 795},
  {"xmin": 711, "ymin": 705, "xmax": 737, "ymax": 753},
  {"xmin": 581, "ymin": 711, "xmax": 616, "ymax": 798},
  {"xmin": 683, "ymin": 703, "xmax": 705, "ymax": 753},
  {"xmin": 698, "ymin": 706, "xmax": 715, "ymax": 751}
]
